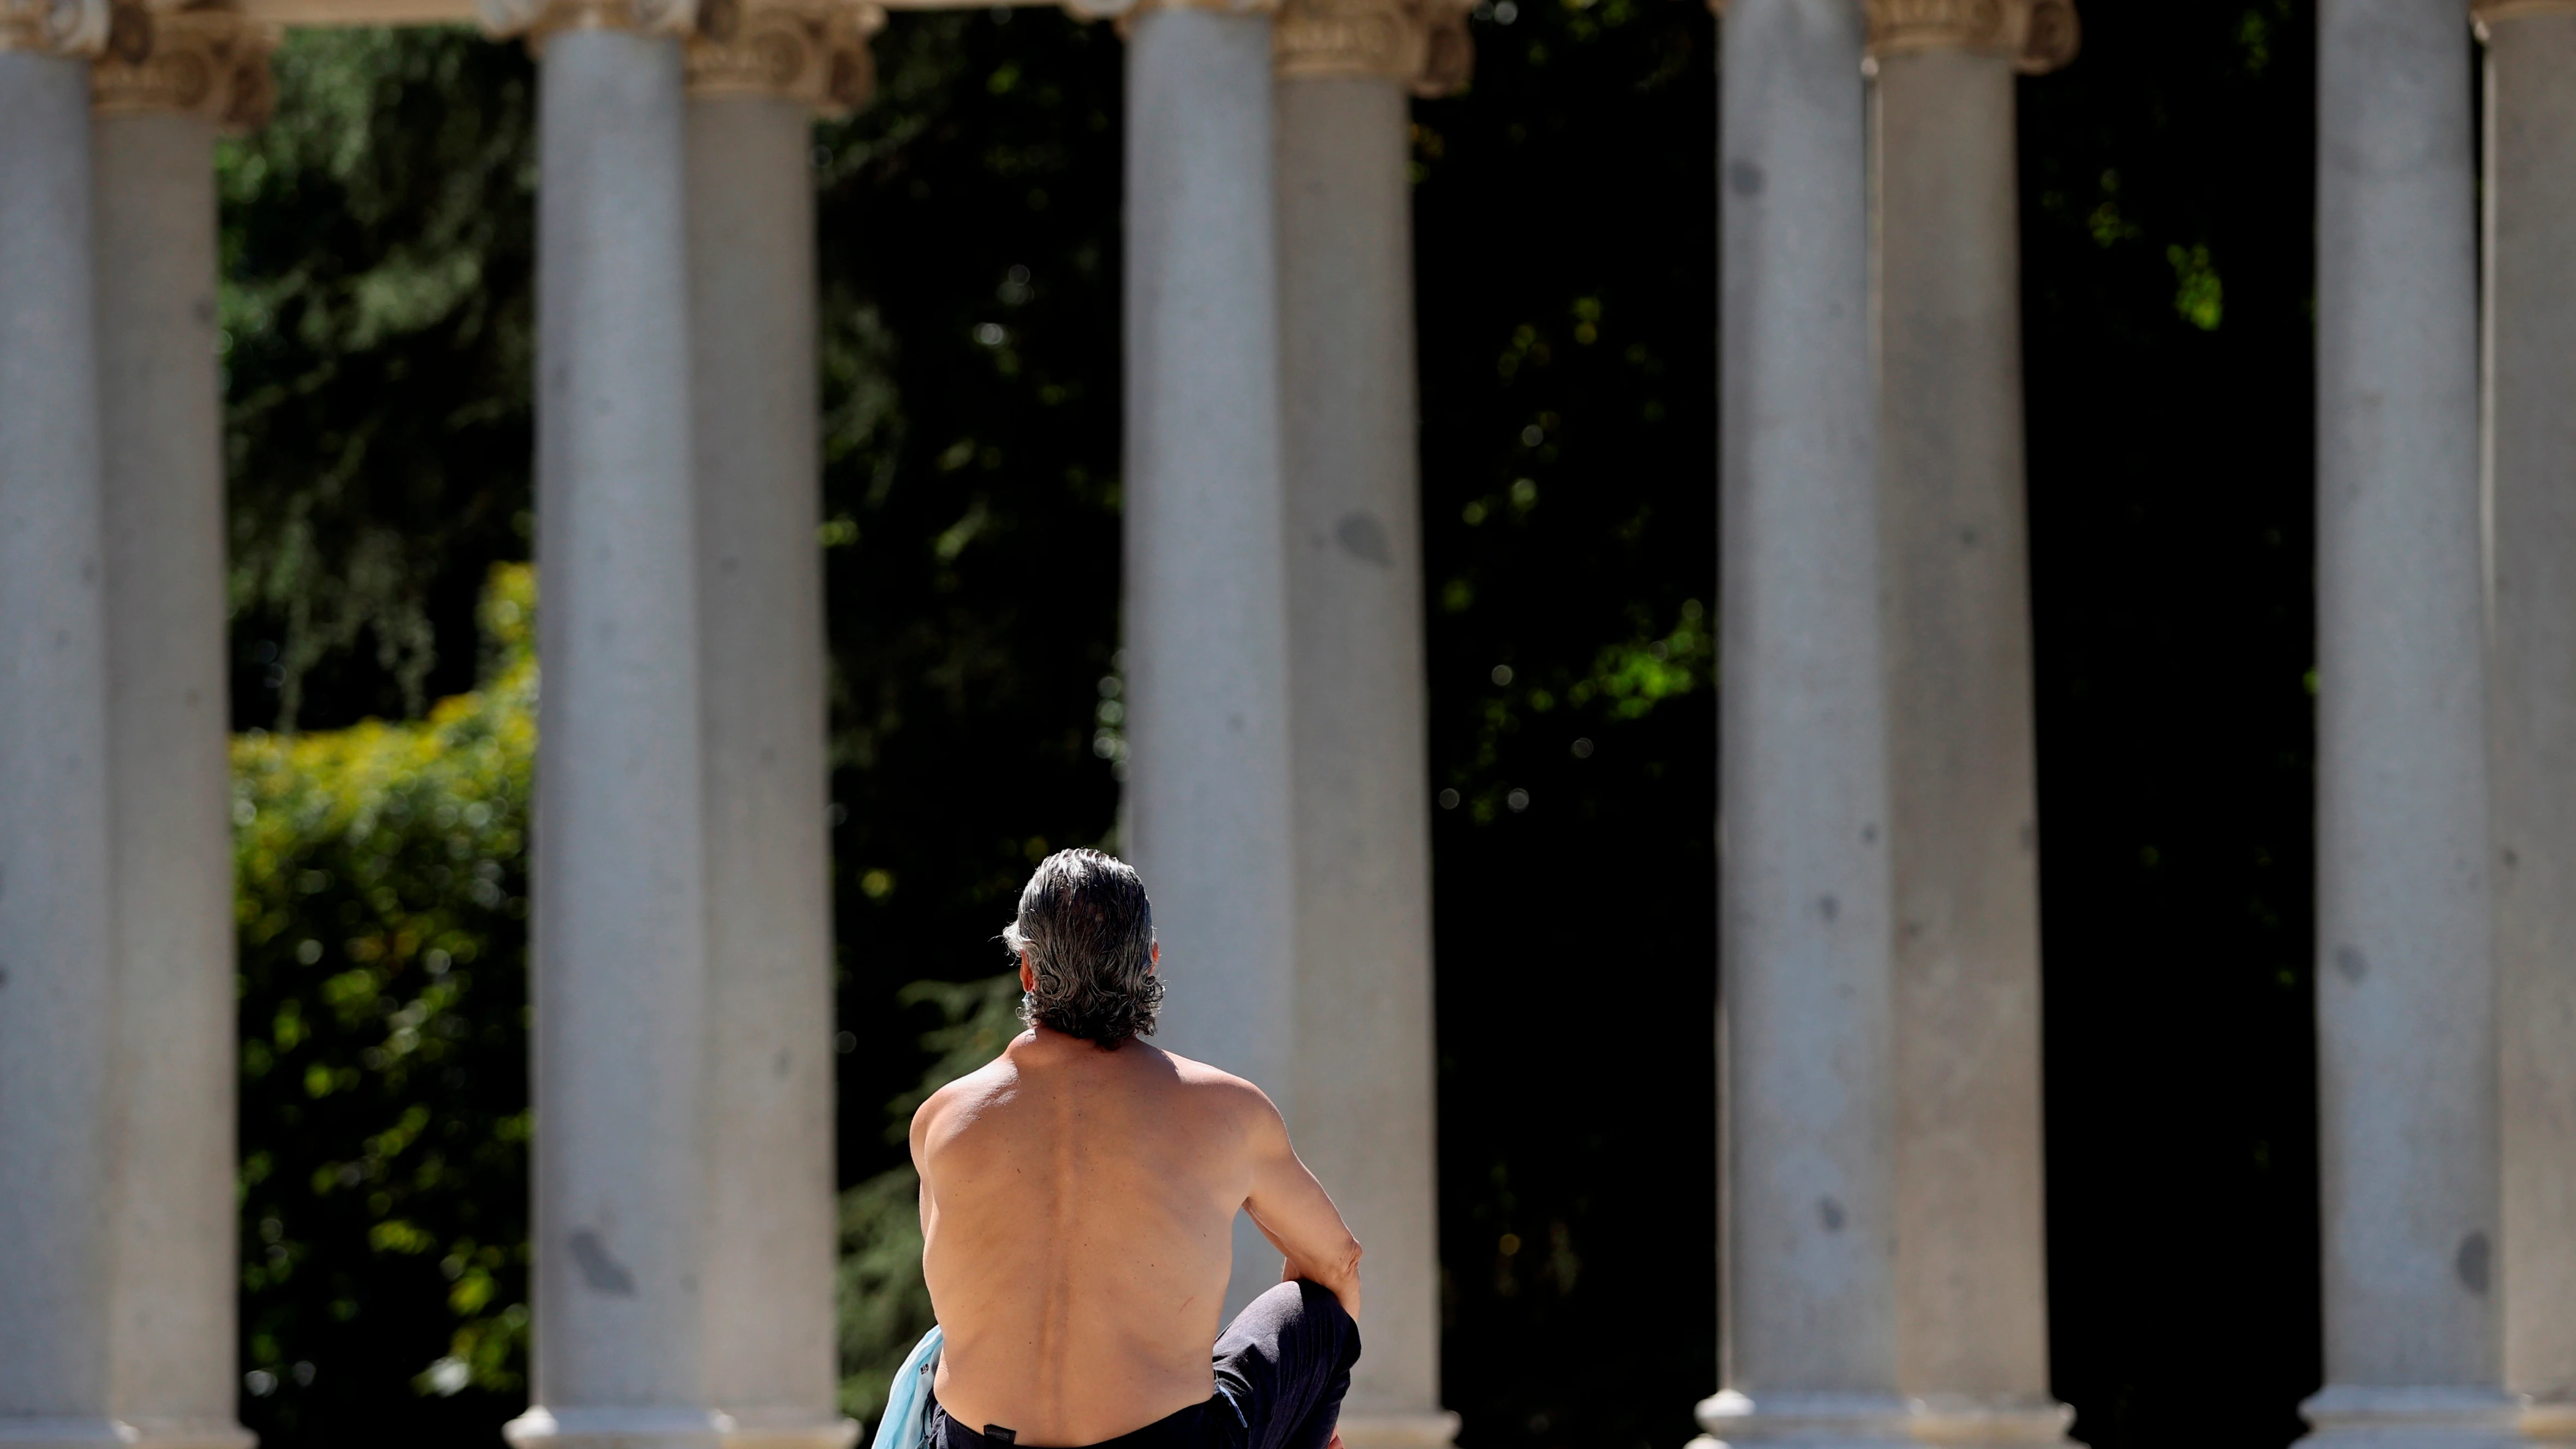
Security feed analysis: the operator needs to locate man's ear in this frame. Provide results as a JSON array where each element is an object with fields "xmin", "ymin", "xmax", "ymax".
[{"xmin": 1019, "ymin": 950, "xmax": 1035, "ymax": 993}]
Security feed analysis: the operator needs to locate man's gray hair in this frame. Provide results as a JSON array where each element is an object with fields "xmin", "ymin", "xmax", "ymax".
[{"xmin": 1003, "ymin": 848, "xmax": 1162, "ymax": 1048}]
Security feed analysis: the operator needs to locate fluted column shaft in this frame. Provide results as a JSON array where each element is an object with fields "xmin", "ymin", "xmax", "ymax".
[
  {"xmin": 1120, "ymin": 0, "xmax": 1300, "ymax": 1320},
  {"xmin": 1274, "ymin": 14, "xmax": 1453, "ymax": 1443},
  {"xmin": 1701, "ymin": 2, "xmax": 1907, "ymax": 1444},
  {"xmin": 506, "ymin": 14, "xmax": 720, "ymax": 1447},
  {"xmin": 2304, "ymin": 1, "xmax": 2510, "ymax": 1443},
  {"xmin": 91, "ymin": 20, "xmax": 267, "ymax": 1444},
  {"xmin": 2479, "ymin": 5, "xmax": 2576, "ymax": 1444},
  {"xmin": 683, "ymin": 14, "xmax": 865, "ymax": 1441},
  {"xmin": 0, "ymin": 35, "xmax": 123, "ymax": 1449},
  {"xmin": 1870, "ymin": 26, "xmax": 2071, "ymax": 1448}
]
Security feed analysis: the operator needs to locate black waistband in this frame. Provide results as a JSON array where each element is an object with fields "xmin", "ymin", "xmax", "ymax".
[{"xmin": 928, "ymin": 1392, "xmax": 1241, "ymax": 1449}]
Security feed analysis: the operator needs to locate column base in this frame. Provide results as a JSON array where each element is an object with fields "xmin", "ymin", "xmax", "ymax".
[
  {"xmin": 116, "ymin": 1421, "xmax": 256, "ymax": 1449},
  {"xmin": 2519, "ymin": 1400, "xmax": 2576, "ymax": 1447},
  {"xmin": 717, "ymin": 1409, "xmax": 860, "ymax": 1449},
  {"xmin": 2296, "ymin": 1386, "xmax": 2523, "ymax": 1448},
  {"xmin": 1904, "ymin": 1396, "xmax": 2077, "ymax": 1447},
  {"xmin": 0, "ymin": 1420, "xmax": 129, "ymax": 1448},
  {"xmin": 1334, "ymin": 1411, "xmax": 1460, "ymax": 1449},
  {"xmin": 1691, "ymin": 1391, "xmax": 1916, "ymax": 1447},
  {"xmin": 505, "ymin": 1406, "xmax": 729, "ymax": 1449}
]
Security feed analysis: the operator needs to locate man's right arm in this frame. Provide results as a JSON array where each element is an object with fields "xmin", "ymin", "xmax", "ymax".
[
  {"xmin": 1238, "ymin": 1090, "xmax": 1363, "ymax": 1322},
  {"xmin": 909, "ymin": 1081, "xmax": 954, "ymax": 1236}
]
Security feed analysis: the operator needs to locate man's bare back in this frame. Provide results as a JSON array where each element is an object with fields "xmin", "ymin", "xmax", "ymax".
[{"xmin": 913, "ymin": 1017, "xmax": 1362, "ymax": 1447}]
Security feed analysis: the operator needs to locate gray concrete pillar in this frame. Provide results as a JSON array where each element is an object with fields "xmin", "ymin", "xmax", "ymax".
[
  {"xmin": 0, "ymin": 25, "xmax": 122, "ymax": 1449},
  {"xmin": 2476, "ymin": 4, "xmax": 2576, "ymax": 1444},
  {"xmin": 1272, "ymin": 3, "xmax": 1460, "ymax": 1442},
  {"xmin": 1865, "ymin": 8, "xmax": 2073, "ymax": 1444},
  {"xmin": 1119, "ymin": 0, "xmax": 1301, "ymax": 1320},
  {"xmin": 681, "ymin": 8, "xmax": 869, "ymax": 1446},
  {"xmin": 2303, "ymin": 2, "xmax": 2512, "ymax": 1444},
  {"xmin": 490, "ymin": 3, "xmax": 721, "ymax": 1442},
  {"xmin": 1697, "ymin": 3, "xmax": 1908, "ymax": 1445},
  {"xmin": 88, "ymin": 13, "xmax": 270, "ymax": 1446}
]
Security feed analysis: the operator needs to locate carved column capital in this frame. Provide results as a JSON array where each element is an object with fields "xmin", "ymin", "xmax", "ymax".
[
  {"xmin": 481, "ymin": 0, "xmax": 694, "ymax": 46},
  {"xmin": 2474, "ymin": 0, "xmax": 2576, "ymax": 31},
  {"xmin": 91, "ymin": 3, "xmax": 275, "ymax": 130},
  {"xmin": 1274, "ymin": 0, "xmax": 1471, "ymax": 96},
  {"xmin": 1, "ymin": 0, "xmax": 109, "ymax": 55},
  {"xmin": 685, "ymin": 0, "xmax": 878, "ymax": 112},
  {"xmin": 1865, "ymin": 0, "xmax": 2078, "ymax": 74}
]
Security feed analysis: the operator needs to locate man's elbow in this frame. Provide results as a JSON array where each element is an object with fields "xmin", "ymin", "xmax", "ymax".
[{"xmin": 1316, "ymin": 1238, "xmax": 1363, "ymax": 1323}]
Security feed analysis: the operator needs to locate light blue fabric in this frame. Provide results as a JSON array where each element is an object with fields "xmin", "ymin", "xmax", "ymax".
[{"xmin": 872, "ymin": 1325, "xmax": 945, "ymax": 1449}]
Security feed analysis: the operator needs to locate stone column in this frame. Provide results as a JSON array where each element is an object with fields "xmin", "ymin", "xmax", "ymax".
[
  {"xmin": 88, "ymin": 9, "xmax": 270, "ymax": 1448},
  {"xmin": 1118, "ymin": 0, "xmax": 1301, "ymax": 1319},
  {"xmin": 2476, "ymin": 3, "xmax": 2576, "ymax": 1444},
  {"xmin": 1696, "ymin": 3, "xmax": 1908, "ymax": 1446},
  {"xmin": 1864, "ymin": 4, "xmax": 2075, "ymax": 1445},
  {"xmin": 2303, "ymin": 1, "xmax": 2512, "ymax": 1445},
  {"xmin": 1272, "ymin": 3, "xmax": 1463, "ymax": 1446},
  {"xmin": 480, "ymin": 0, "xmax": 720, "ymax": 1441},
  {"xmin": 0, "ymin": 3, "xmax": 120, "ymax": 1445},
  {"xmin": 681, "ymin": 8, "xmax": 870, "ymax": 1448}
]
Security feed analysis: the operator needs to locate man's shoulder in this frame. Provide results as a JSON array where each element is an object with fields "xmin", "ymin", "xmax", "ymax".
[
  {"xmin": 1136, "ymin": 1042, "xmax": 1280, "ymax": 1119},
  {"xmin": 912, "ymin": 1049, "xmax": 1022, "ymax": 1141}
]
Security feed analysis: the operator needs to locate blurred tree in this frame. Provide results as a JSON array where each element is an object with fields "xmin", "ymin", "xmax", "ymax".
[
  {"xmin": 1405, "ymin": 4, "xmax": 1719, "ymax": 1449},
  {"xmin": 219, "ymin": 26, "xmax": 537, "ymax": 731},
  {"xmin": 803, "ymin": 4, "xmax": 1128, "ymax": 1198},
  {"xmin": 231, "ymin": 563, "xmax": 536, "ymax": 1445}
]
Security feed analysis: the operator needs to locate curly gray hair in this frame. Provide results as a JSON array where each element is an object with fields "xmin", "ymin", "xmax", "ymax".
[{"xmin": 1004, "ymin": 848, "xmax": 1163, "ymax": 1048}]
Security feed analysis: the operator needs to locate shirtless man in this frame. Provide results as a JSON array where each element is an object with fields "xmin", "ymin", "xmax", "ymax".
[{"xmin": 911, "ymin": 849, "xmax": 1364, "ymax": 1449}]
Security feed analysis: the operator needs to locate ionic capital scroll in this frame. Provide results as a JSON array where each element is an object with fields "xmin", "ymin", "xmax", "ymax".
[
  {"xmin": 1, "ymin": 0, "xmax": 109, "ymax": 55},
  {"xmin": 91, "ymin": 3, "xmax": 275, "ymax": 130},
  {"xmin": 1274, "ymin": 0, "xmax": 1471, "ymax": 96},
  {"xmin": 1864, "ymin": 0, "xmax": 2077, "ymax": 74},
  {"xmin": 685, "ymin": 0, "xmax": 878, "ymax": 111}
]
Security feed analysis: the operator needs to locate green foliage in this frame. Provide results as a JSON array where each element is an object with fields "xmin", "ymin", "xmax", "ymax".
[
  {"xmin": 802, "ymin": 5, "xmax": 1129, "ymax": 1202},
  {"xmin": 230, "ymin": 554, "xmax": 1017, "ymax": 1447},
  {"xmin": 2166, "ymin": 242, "xmax": 2225, "ymax": 331},
  {"xmin": 835, "ymin": 974, "xmax": 1022, "ymax": 1432},
  {"xmin": 1410, "ymin": 5, "xmax": 1724, "ymax": 1445},
  {"xmin": 232, "ymin": 564, "xmax": 537, "ymax": 1442},
  {"xmin": 220, "ymin": 26, "xmax": 536, "ymax": 730}
]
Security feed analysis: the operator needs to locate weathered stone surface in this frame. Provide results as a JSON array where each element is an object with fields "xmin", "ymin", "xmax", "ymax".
[
  {"xmin": 1874, "ymin": 41, "xmax": 2073, "ymax": 1444},
  {"xmin": 1277, "ymin": 68, "xmax": 1449, "ymax": 1449},
  {"xmin": 0, "ymin": 44, "xmax": 122, "ymax": 1448},
  {"xmin": 2305, "ymin": 1, "xmax": 2503, "ymax": 1442},
  {"xmin": 1707, "ymin": 1, "xmax": 1908, "ymax": 1442},
  {"xmin": 2482, "ymin": 8, "xmax": 2576, "ymax": 1438},
  {"xmin": 1118, "ymin": 0, "xmax": 1299, "ymax": 1323},
  {"xmin": 505, "ymin": 25, "xmax": 725, "ymax": 1449},
  {"xmin": 93, "ymin": 98, "xmax": 257, "ymax": 1449},
  {"xmin": 687, "ymin": 87, "xmax": 858, "ymax": 1449}
]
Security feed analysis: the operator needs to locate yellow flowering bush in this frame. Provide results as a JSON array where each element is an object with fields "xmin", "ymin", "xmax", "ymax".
[{"xmin": 232, "ymin": 564, "xmax": 537, "ymax": 1440}]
